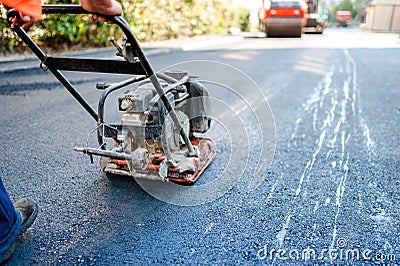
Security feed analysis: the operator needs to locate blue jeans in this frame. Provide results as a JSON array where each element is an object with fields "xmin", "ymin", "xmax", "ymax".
[{"xmin": 0, "ymin": 177, "xmax": 22, "ymax": 258}]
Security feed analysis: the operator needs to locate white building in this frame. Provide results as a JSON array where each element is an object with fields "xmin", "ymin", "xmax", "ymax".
[{"xmin": 364, "ymin": 0, "xmax": 400, "ymax": 32}]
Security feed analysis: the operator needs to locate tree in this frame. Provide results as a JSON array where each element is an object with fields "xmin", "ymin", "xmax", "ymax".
[
  {"xmin": 353, "ymin": 0, "xmax": 371, "ymax": 22},
  {"xmin": 338, "ymin": 0, "xmax": 356, "ymax": 17},
  {"xmin": 328, "ymin": 0, "xmax": 356, "ymax": 22}
]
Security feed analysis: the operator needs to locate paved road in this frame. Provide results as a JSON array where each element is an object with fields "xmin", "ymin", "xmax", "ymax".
[{"xmin": 0, "ymin": 28, "xmax": 399, "ymax": 265}]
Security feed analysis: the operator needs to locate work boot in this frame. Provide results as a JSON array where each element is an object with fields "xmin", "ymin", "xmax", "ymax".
[
  {"xmin": 14, "ymin": 197, "xmax": 38, "ymax": 234},
  {"xmin": 0, "ymin": 198, "xmax": 38, "ymax": 264}
]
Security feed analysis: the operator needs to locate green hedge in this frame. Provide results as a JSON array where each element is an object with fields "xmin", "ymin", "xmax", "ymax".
[
  {"xmin": 229, "ymin": 6, "xmax": 250, "ymax": 32},
  {"xmin": 0, "ymin": 0, "xmax": 235, "ymax": 54}
]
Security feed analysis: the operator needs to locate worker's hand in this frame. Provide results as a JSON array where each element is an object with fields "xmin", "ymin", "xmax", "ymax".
[
  {"xmin": 9, "ymin": 12, "xmax": 37, "ymax": 29},
  {"xmin": 81, "ymin": 0, "xmax": 123, "ymax": 23}
]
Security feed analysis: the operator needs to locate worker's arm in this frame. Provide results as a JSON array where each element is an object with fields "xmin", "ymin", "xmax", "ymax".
[
  {"xmin": 5, "ymin": 0, "xmax": 122, "ymax": 29},
  {"xmin": 2, "ymin": 0, "xmax": 41, "ymax": 28},
  {"xmin": 81, "ymin": 0, "xmax": 123, "ymax": 23}
]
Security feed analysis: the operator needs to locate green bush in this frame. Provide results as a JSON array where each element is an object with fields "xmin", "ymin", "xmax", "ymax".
[
  {"xmin": 125, "ymin": 0, "xmax": 230, "ymax": 41},
  {"xmin": 229, "ymin": 6, "xmax": 250, "ymax": 32},
  {"xmin": 1, "ymin": 0, "xmax": 232, "ymax": 55}
]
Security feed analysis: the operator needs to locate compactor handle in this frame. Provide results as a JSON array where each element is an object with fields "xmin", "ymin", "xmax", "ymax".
[
  {"xmin": 41, "ymin": 5, "xmax": 90, "ymax": 15},
  {"xmin": 6, "ymin": 5, "xmax": 195, "ymax": 154}
]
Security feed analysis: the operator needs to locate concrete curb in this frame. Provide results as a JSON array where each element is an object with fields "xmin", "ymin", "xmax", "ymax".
[
  {"xmin": 0, "ymin": 35, "xmax": 243, "ymax": 74},
  {"xmin": 0, "ymin": 47, "xmax": 183, "ymax": 74}
]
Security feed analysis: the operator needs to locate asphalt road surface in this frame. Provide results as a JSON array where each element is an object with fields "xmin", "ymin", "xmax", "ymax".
[{"xmin": 0, "ymin": 28, "xmax": 399, "ymax": 265}]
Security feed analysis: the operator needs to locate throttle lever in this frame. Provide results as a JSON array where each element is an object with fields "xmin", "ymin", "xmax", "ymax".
[{"xmin": 108, "ymin": 37, "xmax": 123, "ymax": 57}]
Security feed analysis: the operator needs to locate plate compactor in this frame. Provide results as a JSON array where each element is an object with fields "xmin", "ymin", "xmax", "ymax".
[{"xmin": 8, "ymin": 5, "xmax": 215, "ymax": 185}]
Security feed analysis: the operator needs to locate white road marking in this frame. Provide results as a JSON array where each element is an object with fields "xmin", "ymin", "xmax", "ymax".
[
  {"xmin": 203, "ymin": 222, "xmax": 215, "ymax": 235},
  {"xmin": 331, "ymin": 153, "xmax": 349, "ymax": 251},
  {"xmin": 267, "ymin": 173, "xmax": 284, "ymax": 200}
]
